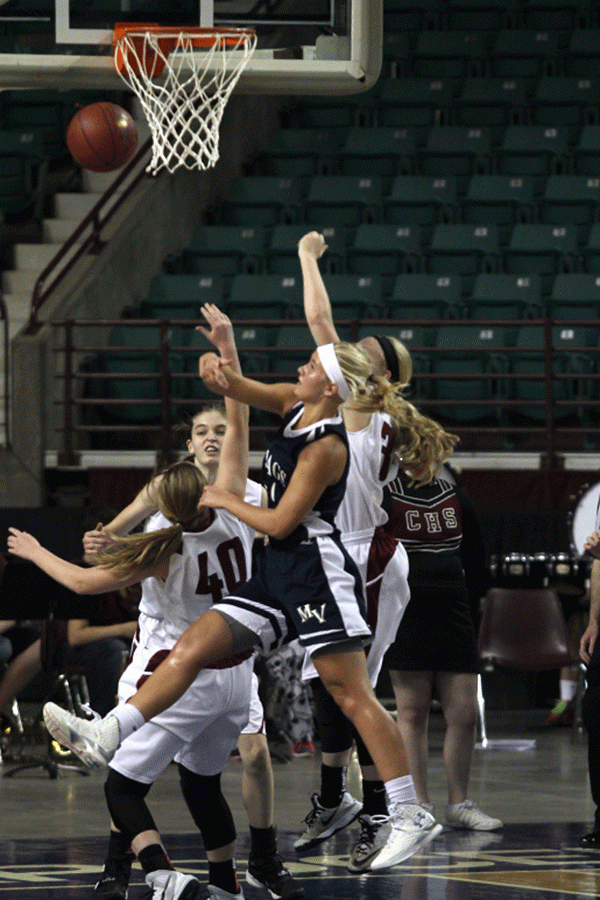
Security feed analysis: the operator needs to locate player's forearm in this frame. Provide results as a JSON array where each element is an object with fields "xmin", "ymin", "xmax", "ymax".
[{"xmin": 298, "ymin": 251, "xmax": 338, "ymax": 345}]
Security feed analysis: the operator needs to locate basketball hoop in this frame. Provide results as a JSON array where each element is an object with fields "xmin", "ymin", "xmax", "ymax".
[{"xmin": 113, "ymin": 23, "xmax": 257, "ymax": 174}]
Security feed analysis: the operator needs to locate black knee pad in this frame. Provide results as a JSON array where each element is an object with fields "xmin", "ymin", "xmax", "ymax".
[
  {"xmin": 311, "ymin": 677, "xmax": 354, "ymax": 754},
  {"xmin": 104, "ymin": 768, "xmax": 156, "ymax": 841},
  {"xmin": 178, "ymin": 765, "xmax": 236, "ymax": 851},
  {"xmin": 354, "ymin": 729, "xmax": 374, "ymax": 767}
]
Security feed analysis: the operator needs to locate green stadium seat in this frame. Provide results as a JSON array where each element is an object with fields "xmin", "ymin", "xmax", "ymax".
[
  {"xmin": 88, "ymin": 324, "xmax": 184, "ymax": 424},
  {"xmin": 382, "ymin": 0, "xmax": 438, "ymax": 34},
  {"xmin": 521, "ymin": 0, "xmax": 590, "ymax": 31},
  {"xmin": 427, "ymin": 224, "xmax": 501, "ymax": 292},
  {"xmin": 509, "ymin": 323, "xmax": 593, "ymax": 421},
  {"xmin": 266, "ymin": 224, "xmax": 349, "ymax": 275},
  {"xmin": 430, "ymin": 324, "xmax": 510, "ymax": 423},
  {"xmin": 219, "ymin": 176, "xmax": 305, "ymax": 226},
  {"xmin": 462, "ymin": 175, "xmax": 537, "ymax": 244},
  {"xmin": 540, "ymin": 175, "xmax": 600, "ymax": 241},
  {"xmin": 505, "ymin": 224, "xmax": 580, "ymax": 293},
  {"xmin": 1, "ymin": 90, "xmax": 72, "ymax": 159},
  {"xmin": 254, "ymin": 127, "xmax": 344, "ymax": 177},
  {"xmin": 304, "ymin": 175, "xmax": 384, "ymax": 226},
  {"xmin": 533, "ymin": 77, "xmax": 600, "ymax": 128},
  {"xmin": 340, "ymin": 127, "xmax": 419, "ymax": 178},
  {"xmin": 446, "ymin": 0, "xmax": 514, "ymax": 32},
  {"xmin": 292, "ymin": 90, "xmax": 377, "ymax": 129},
  {"xmin": 0, "ymin": 129, "xmax": 47, "ymax": 220},
  {"xmin": 226, "ymin": 274, "xmax": 302, "ymax": 323},
  {"xmin": 549, "ymin": 273, "xmax": 600, "ymax": 318},
  {"xmin": 381, "ymin": 32, "xmax": 417, "ymax": 77},
  {"xmin": 181, "ymin": 226, "xmax": 267, "ymax": 276},
  {"xmin": 389, "ymin": 274, "xmax": 465, "ymax": 319},
  {"xmin": 491, "ymin": 29, "xmax": 567, "ymax": 78},
  {"xmin": 376, "ymin": 78, "xmax": 455, "ymax": 129},
  {"xmin": 271, "ymin": 323, "xmax": 319, "ymax": 376},
  {"xmin": 565, "ymin": 29, "xmax": 600, "ymax": 77},
  {"xmin": 348, "ymin": 224, "xmax": 423, "ymax": 290},
  {"xmin": 468, "ymin": 273, "xmax": 544, "ymax": 319},
  {"xmin": 320, "ymin": 274, "xmax": 385, "ymax": 320},
  {"xmin": 384, "ymin": 176, "xmax": 459, "ymax": 242},
  {"xmin": 573, "ymin": 126, "xmax": 600, "ymax": 175},
  {"xmin": 412, "ymin": 30, "xmax": 490, "ymax": 78},
  {"xmin": 420, "ymin": 127, "xmax": 494, "ymax": 190},
  {"xmin": 497, "ymin": 126, "xmax": 573, "ymax": 190},
  {"xmin": 454, "ymin": 78, "xmax": 532, "ymax": 137},
  {"xmin": 582, "ymin": 223, "xmax": 600, "ymax": 272},
  {"xmin": 142, "ymin": 274, "xmax": 225, "ymax": 320}
]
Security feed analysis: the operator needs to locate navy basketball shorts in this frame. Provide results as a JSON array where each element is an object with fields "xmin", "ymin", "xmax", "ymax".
[{"xmin": 215, "ymin": 534, "xmax": 372, "ymax": 657}]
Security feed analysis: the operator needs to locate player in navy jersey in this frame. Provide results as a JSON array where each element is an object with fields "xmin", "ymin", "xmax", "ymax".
[
  {"xmin": 293, "ymin": 230, "xmax": 459, "ymax": 870},
  {"xmin": 40, "ymin": 332, "xmax": 446, "ymax": 870}
]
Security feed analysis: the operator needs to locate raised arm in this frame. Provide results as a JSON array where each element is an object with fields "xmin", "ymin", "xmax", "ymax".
[
  {"xmin": 7, "ymin": 528, "xmax": 159, "ymax": 596},
  {"xmin": 298, "ymin": 231, "xmax": 340, "ymax": 345},
  {"xmin": 196, "ymin": 304, "xmax": 248, "ymax": 500}
]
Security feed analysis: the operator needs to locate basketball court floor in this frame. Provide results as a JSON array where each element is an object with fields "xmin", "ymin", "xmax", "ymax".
[{"xmin": 1, "ymin": 707, "xmax": 598, "ymax": 900}]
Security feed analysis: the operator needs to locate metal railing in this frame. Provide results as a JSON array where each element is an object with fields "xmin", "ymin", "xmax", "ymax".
[
  {"xmin": 27, "ymin": 136, "xmax": 153, "ymax": 333},
  {"xmin": 50, "ymin": 315, "xmax": 600, "ymax": 466}
]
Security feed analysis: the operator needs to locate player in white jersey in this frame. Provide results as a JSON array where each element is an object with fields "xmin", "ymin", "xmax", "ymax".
[
  {"xmin": 81, "ymin": 320, "xmax": 302, "ymax": 900},
  {"xmin": 8, "ymin": 313, "xmax": 293, "ymax": 900},
  {"xmin": 295, "ymin": 231, "xmax": 458, "ymax": 870}
]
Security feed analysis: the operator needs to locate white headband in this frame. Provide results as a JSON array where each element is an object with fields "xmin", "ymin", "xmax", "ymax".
[{"xmin": 317, "ymin": 343, "xmax": 350, "ymax": 400}]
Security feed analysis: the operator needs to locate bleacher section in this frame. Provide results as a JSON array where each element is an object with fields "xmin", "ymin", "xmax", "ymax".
[{"xmin": 61, "ymin": 5, "xmax": 600, "ymax": 451}]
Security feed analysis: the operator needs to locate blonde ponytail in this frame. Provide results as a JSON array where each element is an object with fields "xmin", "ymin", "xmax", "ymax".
[
  {"xmin": 334, "ymin": 341, "xmax": 459, "ymax": 487},
  {"xmin": 92, "ymin": 461, "xmax": 210, "ymax": 579}
]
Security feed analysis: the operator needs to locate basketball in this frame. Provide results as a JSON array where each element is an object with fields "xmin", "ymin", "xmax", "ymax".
[{"xmin": 66, "ymin": 102, "xmax": 138, "ymax": 173}]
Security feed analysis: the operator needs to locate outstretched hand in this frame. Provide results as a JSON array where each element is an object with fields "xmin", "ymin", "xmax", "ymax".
[
  {"xmin": 196, "ymin": 303, "xmax": 235, "ymax": 353},
  {"xmin": 83, "ymin": 522, "xmax": 112, "ymax": 556},
  {"xmin": 7, "ymin": 527, "xmax": 40, "ymax": 561},
  {"xmin": 199, "ymin": 352, "xmax": 231, "ymax": 392},
  {"xmin": 298, "ymin": 231, "xmax": 328, "ymax": 259},
  {"xmin": 199, "ymin": 484, "xmax": 230, "ymax": 510}
]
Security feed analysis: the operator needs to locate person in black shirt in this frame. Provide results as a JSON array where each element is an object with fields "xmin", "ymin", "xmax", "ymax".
[{"xmin": 383, "ymin": 466, "xmax": 502, "ymax": 832}]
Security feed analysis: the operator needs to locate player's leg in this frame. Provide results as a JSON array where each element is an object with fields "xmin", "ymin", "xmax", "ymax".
[
  {"xmin": 389, "ymin": 668, "xmax": 434, "ymax": 803},
  {"xmin": 105, "ymin": 723, "xmax": 203, "ymax": 900},
  {"xmin": 294, "ymin": 676, "xmax": 359, "ymax": 853},
  {"xmin": 313, "ymin": 647, "xmax": 442, "ymax": 870},
  {"xmin": 237, "ymin": 675, "xmax": 304, "ymax": 900},
  {"xmin": 437, "ymin": 671, "xmax": 503, "ymax": 831}
]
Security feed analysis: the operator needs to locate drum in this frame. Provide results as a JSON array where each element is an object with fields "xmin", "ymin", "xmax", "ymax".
[
  {"xmin": 489, "ymin": 552, "xmax": 550, "ymax": 589},
  {"xmin": 547, "ymin": 552, "xmax": 589, "ymax": 598},
  {"xmin": 569, "ymin": 478, "xmax": 600, "ymax": 557}
]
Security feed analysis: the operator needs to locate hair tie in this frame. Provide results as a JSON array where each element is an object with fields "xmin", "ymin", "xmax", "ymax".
[
  {"xmin": 316, "ymin": 343, "xmax": 350, "ymax": 400},
  {"xmin": 374, "ymin": 335, "xmax": 400, "ymax": 383}
]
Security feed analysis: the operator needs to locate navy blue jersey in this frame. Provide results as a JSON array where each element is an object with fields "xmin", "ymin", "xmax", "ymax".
[{"xmin": 262, "ymin": 402, "xmax": 350, "ymax": 547}]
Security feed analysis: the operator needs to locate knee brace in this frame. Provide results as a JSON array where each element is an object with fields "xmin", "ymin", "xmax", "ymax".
[
  {"xmin": 104, "ymin": 768, "xmax": 156, "ymax": 842},
  {"xmin": 178, "ymin": 765, "xmax": 236, "ymax": 851},
  {"xmin": 311, "ymin": 677, "xmax": 354, "ymax": 754}
]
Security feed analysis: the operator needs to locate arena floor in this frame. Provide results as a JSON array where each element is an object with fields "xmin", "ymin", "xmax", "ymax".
[{"xmin": 0, "ymin": 708, "xmax": 597, "ymax": 900}]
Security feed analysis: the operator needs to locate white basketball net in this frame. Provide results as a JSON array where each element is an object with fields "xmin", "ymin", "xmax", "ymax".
[{"xmin": 114, "ymin": 27, "xmax": 257, "ymax": 174}]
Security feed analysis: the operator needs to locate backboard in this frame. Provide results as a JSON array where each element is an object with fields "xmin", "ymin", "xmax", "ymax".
[{"xmin": 0, "ymin": 0, "xmax": 382, "ymax": 94}]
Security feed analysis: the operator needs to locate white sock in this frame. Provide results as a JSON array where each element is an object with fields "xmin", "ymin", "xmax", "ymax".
[
  {"xmin": 384, "ymin": 775, "xmax": 418, "ymax": 806},
  {"xmin": 560, "ymin": 679, "xmax": 577, "ymax": 702},
  {"xmin": 109, "ymin": 703, "xmax": 146, "ymax": 741}
]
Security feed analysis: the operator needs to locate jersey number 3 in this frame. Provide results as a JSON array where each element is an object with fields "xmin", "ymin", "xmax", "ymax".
[{"xmin": 195, "ymin": 537, "xmax": 248, "ymax": 602}]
